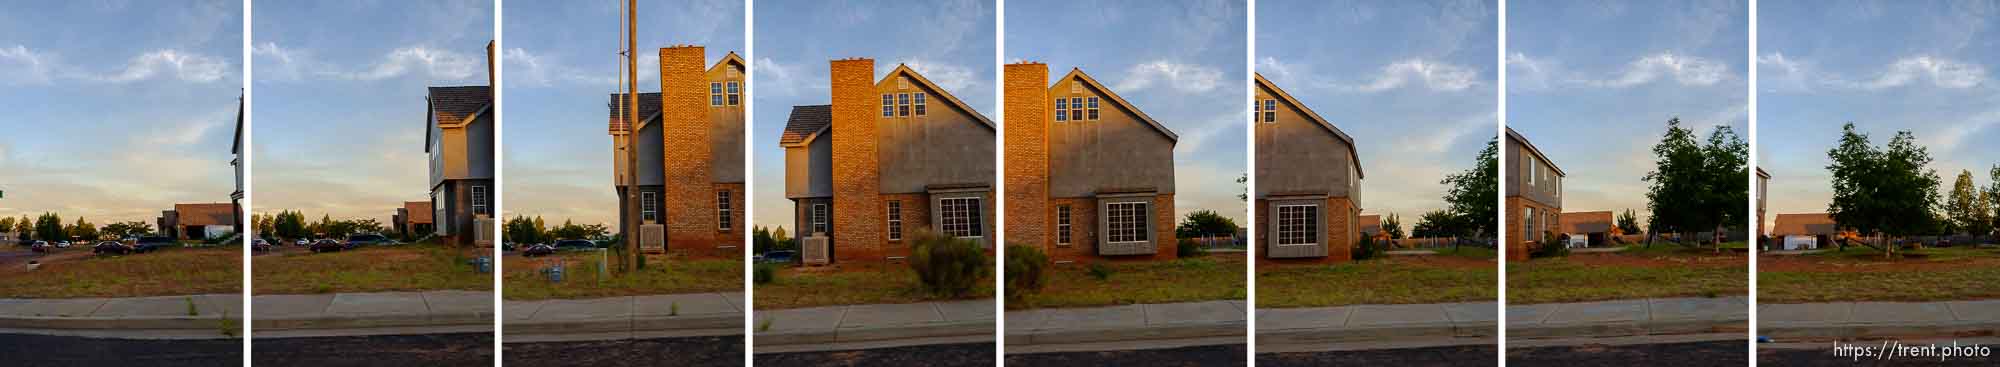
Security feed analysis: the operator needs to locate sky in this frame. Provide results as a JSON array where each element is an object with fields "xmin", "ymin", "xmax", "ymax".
[
  {"xmin": 1759, "ymin": 0, "xmax": 2000, "ymax": 231},
  {"xmin": 1008, "ymin": 0, "xmax": 1249, "ymax": 223},
  {"xmin": 1506, "ymin": 0, "xmax": 1750, "ymax": 223},
  {"xmin": 751, "ymin": 0, "xmax": 995, "ymax": 231},
  {"xmin": 504, "ymin": 0, "xmax": 743, "ymax": 227},
  {"xmin": 252, "ymin": 0, "xmax": 492, "ymax": 224},
  {"xmin": 1257, "ymin": 0, "xmax": 1496, "ymax": 221},
  {"xmin": 0, "ymin": 0, "xmax": 242, "ymax": 226}
]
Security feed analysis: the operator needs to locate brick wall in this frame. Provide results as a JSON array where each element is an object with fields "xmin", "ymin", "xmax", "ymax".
[
  {"xmin": 1325, "ymin": 197, "xmax": 1353, "ymax": 262},
  {"xmin": 1004, "ymin": 62, "xmax": 1050, "ymax": 250},
  {"xmin": 880, "ymin": 192, "xmax": 929, "ymax": 260},
  {"xmin": 1505, "ymin": 196, "xmax": 1559, "ymax": 261},
  {"xmin": 1046, "ymin": 198, "xmax": 1094, "ymax": 263},
  {"xmin": 830, "ymin": 58, "xmax": 883, "ymax": 263},
  {"xmin": 706, "ymin": 182, "xmax": 745, "ymax": 259},
  {"xmin": 1153, "ymin": 193, "xmax": 1179, "ymax": 261},
  {"xmin": 659, "ymin": 46, "xmax": 715, "ymax": 251}
]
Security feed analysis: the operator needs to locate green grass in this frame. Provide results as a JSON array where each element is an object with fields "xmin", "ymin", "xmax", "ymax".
[
  {"xmin": 1008, "ymin": 256, "xmax": 1245, "ymax": 310},
  {"xmin": 1760, "ymin": 246, "xmax": 2000, "ymax": 303},
  {"xmin": 253, "ymin": 244, "xmax": 491, "ymax": 294},
  {"xmin": 1433, "ymin": 246, "xmax": 1497, "ymax": 259},
  {"xmin": 503, "ymin": 253, "xmax": 741, "ymax": 300},
  {"xmin": 1507, "ymin": 256, "xmax": 1746, "ymax": 304},
  {"xmin": 754, "ymin": 262, "xmax": 994, "ymax": 309},
  {"xmin": 0, "ymin": 246, "xmax": 242, "ymax": 298},
  {"xmin": 1258, "ymin": 257, "xmax": 1495, "ymax": 308}
]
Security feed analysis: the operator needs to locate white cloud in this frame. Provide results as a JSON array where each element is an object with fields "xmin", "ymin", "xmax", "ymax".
[
  {"xmin": 1395, "ymin": 111, "xmax": 1494, "ymax": 154},
  {"xmin": 94, "ymin": 50, "xmax": 229, "ymax": 83},
  {"xmin": 1255, "ymin": 57, "xmax": 1301, "ymax": 82},
  {"xmin": 1509, "ymin": 52, "xmax": 1729, "ymax": 89},
  {"xmin": 0, "ymin": 45, "xmax": 54, "ymax": 84},
  {"xmin": 504, "ymin": 47, "xmax": 620, "ymax": 88},
  {"xmin": 898, "ymin": 59, "xmax": 977, "ymax": 92},
  {"xmin": 1116, "ymin": 60, "xmax": 1223, "ymax": 93},
  {"xmin": 1337, "ymin": 59, "xmax": 1479, "ymax": 92},
  {"xmin": 1925, "ymin": 109, "xmax": 2000, "ymax": 155},
  {"xmin": 256, "ymin": 42, "xmax": 485, "ymax": 82},
  {"xmin": 1837, "ymin": 56, "xmax": 1986, "ymax": 90}
]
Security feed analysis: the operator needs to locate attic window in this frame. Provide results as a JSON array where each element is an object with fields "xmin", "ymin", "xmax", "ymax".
[
  {"xmin": 899, "ymin": 77, "xmax": 910, "ymax": 90},
  {"xmin": 1054, "ymin": 98, "xmax": 1067, "ymax": 121},
  {"xmin": 710, "ymin": 83, "xmax": 723, "ymax": 106},
  {"xmin": 881, "ymin": 94, "xmax": 893, "ymax": 117},
  {"xmin": 898, "ymin": 93, "xmax": 911, "ymax": 117},
  {"xmin": 1087, "ymin": 97, "xmax": 1099, "ymax": 120},
  {"xmin": 727, "ymin": 66, "xmax": 739, "ymax": 78},
  {"xmin": 1070, "ymin": 82, "xmax": 1081, "ymax": 94},
  {"xmin": 1262, "ymin": 100, "xmax": 1277, "ymax": 123},
  {"xmin": 726, "ymin": 82, "xmax": 740, "ymax": 106},
  {"xmin": 914, "ymin": 93, "xmax": 927, "ymax": 116}
]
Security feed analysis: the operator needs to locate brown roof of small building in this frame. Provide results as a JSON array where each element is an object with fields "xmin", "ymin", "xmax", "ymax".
[
  {"xmin": 779, "ymin": 104, "xmax": 833, "ymax": 146},
  {"xmin": 1560, "ymin": 211, "xmax": 1615, "ymax": 234},
  {"xmin": 1771, "ymin": 213, "xmax": 1838, "ymax": 236},
  {"xmin": 404, "ymin": 201, "xmax": 433, "ymax": 224},
  {"xmin": 607, "ymin": 92, "xmax": 664, "ymax": 134},
  {"xmin": 428, "ymin": 86, "xmax": 492, "ymax": 125},
  {"xmin": 172, "ymin": 203, "xmax": 235, "ymax": 227}
]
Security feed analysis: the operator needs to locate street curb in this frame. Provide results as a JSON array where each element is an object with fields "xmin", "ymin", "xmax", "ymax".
[
  {"xmin": 0, "ymin": 315, "xmax": 231, "ymax": 331},
  {"xmin": 1760, "ymin": 321, "xmax": 2000, "ymax": 339},
  {"xmin": 1006, "ymin": 320, "xmax": 1246, "ymax": 346},
  {"xmin": 1256, "ymin": 322, "xmax": 1493, "ymax": 346},
  {"xmin": 755, "ymin": 319, "xmax": 994, "ymax": 350},
  {"xmin": 1510, "ymin": 318, "xmax": 1746, "ymax": 339},
  {"xmin": 251, "ymin": 311, "xmax": 491, "ymax": 331},
  {"xmin": 503, "ymin": 313, "xmax": 744, "ymax": 338}
]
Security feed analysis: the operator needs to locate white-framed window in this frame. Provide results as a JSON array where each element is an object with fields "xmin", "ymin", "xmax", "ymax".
[
  {"xmin": 1276, "ymin": 204, "xmax": 1319, "ymax": 245},
  {"xmin": 710, "ymin": 82, "xmax": 723, "ymax": 106},
  {"xmin": 1526, "ymin": 156, "xmax": 1537, "ymax": 187},
  {"xmin": 1523, "ymin": 207, "xmax": 1536, "ymax": 241},
  {"xmin": 898, "ymin": 93, "xmax": 911, "ymax": 117},
  {"xmin": 1262, "ymin": 100, "xmax": 1277, "ymax": 123},
  {"xmin": 939, "ymin": 197, "xmax": 981, "ymax": 238},
  {"xmin": 642, "ymin": 192, "xmax": 658, "ymax": 222},
  {"xmin": 1054, "ymin": 98, "xmax": 1068, "ymax": 121},
  {"xmin": 1056, "ymin": 205, "xmax": 1072, "ymax": 245},
  {"xmin": 913, "ymin": 93, "xmax": 926, "ymax": 116},
  {"xmin": 1107, "ymin": 202, "xmax": 1148, "ymax": 243},
  {"xmin": 811, "ymin": 203, "xmax": 828, "ymax": 235},
  {"xmin": 433, "ymin": 192, "xmax": 446, "ymax": 233},
  {"xmin": 1087, "ymin": 97, "xmax": 1099, "ymax": 120},
  {"xmin": 1069, "ymin": 97, "xmax": 1082, "ymax": 121},
  {"xmin": 716, "ymin": 190, "xmax": 731, "ymax": 230},
  {"xmin": 471, "ymin": 185, "xmax": 488, "ymax": 215},
  {"xmin": 881, "ymin": 94, "xmax": 894, "ymax": 117},
  {"xmin": 886, "ymin": 201, "xmax": 902, "ymax": 241},
  {"xmin": 726, "ymin": 81, "xmax": 740, "ymax": 106}
]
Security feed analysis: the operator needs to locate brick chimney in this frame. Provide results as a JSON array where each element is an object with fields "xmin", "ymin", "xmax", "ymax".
[
  {"xmin": 1004, "ymin": 62, "xmax": 1050, "ymax": 249},
  {"xmin": 659, "ymin": 45, "xmax": 714, "ymax": 248},
  {"xmin": 830, "ymin": 58, "xmax": 883, "ymax": 261}
]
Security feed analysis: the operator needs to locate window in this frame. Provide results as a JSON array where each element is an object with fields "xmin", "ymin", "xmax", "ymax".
[
  {"xmin": 1525, "ymin": 157, "xmax": 1536, "ymax": 186},
  {"xmin": 898, "ymin": 93, "xmax": 911, "ymax": 117},
  {"xmin": 882, "ymin": 94, "xmax": 894, "ymax": 117},
  {"xmin": 710, "ymin": 83, "xmax": 723, "ymax": 106},
  {"xmin": 914, "ymin": 93, "xmax": 926, "ymax": 116},
  {"xmin": 432, "ymin": 193, "xmax": 446, "ymax": 232},
  {"xmin": 1069, "ymin": 97, "xmax": 1083, "ymax": 121},
  {"xmin": 726, "ymin": 66, "xmax": 739, "ymax": 78},
  {"xmin": 1276, "ymin": 204, "xmax": 1319, "ymax": 245},
  {"xmin": 1523, "ymin": 207, "xmax": 1536, "ymax": 241},
  {"xmin": 1056, "ymin": 205, "xmax": 1072, "ymax": 245},
  {"xmin": 1107, "ymin": 202, "xmax": 1149, "ymax": 243},
  {"xmin": 1054, "ymin": 98, "xmax": 1067, "ymax": 121},
  {"xmin": 887, "ymin": 201, "xmax": 903, "ymax": 241},
  {"xmin": 811, "ymin": 203, "xmax": 828, "ymax": 235},
  {"xmin": 1253, "ymin": 100, "xmax": 1260, "ymax": 123},
  {"xmin": 716, "ymin": 190, "xmax": 732, "ymax": 230},
  {"xmin": 898, "ymin": 77, "xmax": 910, "ymax": 90},
  {"xmin": 940, "ymin": 197, "xmax": 981, "ymax": 238},
  {"xmin": 1087, "ymin": 97, "xmax": 1099, "ymax": 120},
  {"xmin": 642, "ymin": 192, "xmax": 658, "ymax": 222},
  {"xmin": 726, "ymin": 82, "xmax": 740, "ymax": 106},
  {"xmin": 1069, "ymin": 82, "xmax": 1081, "ymax": 94},
  {"xmin": 471, "ymin": 185, "xmax": 488, "ymax": 215},
  {"xmin": 1262, "ymin": 100, "xmax": 1277, "ymax": 123}
]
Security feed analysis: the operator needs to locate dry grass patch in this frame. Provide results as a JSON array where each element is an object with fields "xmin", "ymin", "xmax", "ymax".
[
  {"xmin": 1760, "ymin": 246, "xmax": 2000, "ymax": 303},
  {"xmin": 503, "ymin": 252, "xmax": 741, "ymax": 300},
  {"xmin": 1508, "ymin": 246, "xmax": 1746, "ymax": 304},
  {"xmin": 1257, "ymin": 255, "xmax": 1495, "ymax": 308},
  {"xmin": 253, "ymin": 244, "xmax": 491, "ymax": 294},
  {"xmin": 754, "ymin": 262, "xmax": 993, "ymax": 310},
  {"xmin": 0, "ymin": 246, "xmax": 242, "ymax": 298},
  {"xmin": 1007, "ymin": 254, "xmax": 1246, "ymax": 310}
]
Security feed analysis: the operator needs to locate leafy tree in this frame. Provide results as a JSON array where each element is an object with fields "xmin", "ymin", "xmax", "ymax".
[
  {"xmin": 102, "ymin": 221, "xmax": 152, "ymax": 238},
  {"xmin": 1616, "ymin": 209, "xmax": 1642, "ymax": 235},
  {"xmin": 504, "ymin": 215, "xmax": 543, "ymax": 244},
  {"xmin": 14, "ymin": 215, "xmax": 34, "ymax": 241},
  {"xmin": 1175, "ymin": 210, "xmax": 1239, "ymax": 240},
  {"xmin": 580, "ymin": 223, "xmax": 610, "ymax": 239},
  {"xmin": 0, "ymin": 217, "xmax": 14, "ymax": 236},
  {"xmin": 1383, "ymin": 214, "xmax": 1405, "ymax": 239},
  {"xmin": 1235, "ymin": 173, "xmax": 1249, "ymax": 201},
  {"xmin": 67, "ymin": 217, "xmax": 97, "ymax": 240},
  {"xmin": 34, "ymin": 212, "xmax": 63, "ymax": 242},
  {"xmin": 1640, "ymin": 119, "xmax": 1746, "ymax": 248},
  {"xmin": 1825, "ymin": 123, "xmax": 1942, "ymax": 253},
  {"xmin": 550, "ymin": 219, "xmax": 591, "ymax": 240},
  {"xmin": 753, "ymin": 226, "xmax": 775, "ymax": 254},
  {"xmin": 1442, "ymin": 137, "xmax": 1499, "ymax": 238},
  {"xmin": 1989, "ymin": 166, "xmax": 2000, "ymax": 235},
  {"xmin": 272, "ymin": 210, "xmax": 309, "ymax": 240},
  {"xmin": 1410, "ymin": 209, "xmax": 1462, "ymax": 239},
  {"xmin": 1946, "ymin": 170, "xmax": 1992, "ymax": 236}
]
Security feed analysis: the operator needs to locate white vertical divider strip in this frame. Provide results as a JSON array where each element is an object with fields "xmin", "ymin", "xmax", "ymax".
[
  {"xmin": 1495, "ymin": 0, "xmax": 1509, "ymax": 365},
  {"xmin": 241, "ymin": 0, "xmax": 254, "ymax": 361},
  {"xmin": 1746, "ymin": 0, "xmax": 1760, "ymax": 365},
  {"xmin": 491, "ymin": 1, "xmax": 505, "ymax": 366},
  {"xmin": 993, "ymin": 0, "xmax": 1008, "ymax": 365},
  {"xmin": 743, "ymin": 0, "xmax": 758, "ymax": 364},
  {"xmin": 1244, "ymin": 0, "xmax": 1258, "ymax": 364}
]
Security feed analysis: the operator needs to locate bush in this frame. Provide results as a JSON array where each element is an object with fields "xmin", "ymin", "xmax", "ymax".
[
  {"xmin": 753, "ymin": 263, "xmax": 777, "ymax": 285},
  {"xmin": 1177, "ymin": 238, "xmax": 1205, "ymax": 258},
  {"xmin": 908, "ymin": 231, "xmax": 989, "ymax": 298},
  {"xmin": 1529, "ymin": 232, "xmax": 1569, "ymax": 258},
  {"xmin": 1004, "ymin": 243, "xmax": 1047, "ymax": 298},
  {"xmin": 1086, "ymin": 263, "xmax": 1114, "ymax": 280},
  {"xmin": 1354, "ymin": 236, "xmax": 1382, "ymax": 260}
]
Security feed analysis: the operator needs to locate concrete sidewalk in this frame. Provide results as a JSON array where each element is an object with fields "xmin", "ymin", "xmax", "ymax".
[
  {"xmin": 504, "ymin": 292, "xmax": 743, "ymax": 343},
  {"xmin": 252, "ymin": 290, "xmax": 492, "ymax": 338},
  {"xmin": 1760, "ymin": 300, "xmax": 2000, "ymax": 339},
  {"xmin": 1256, "ymin": 301, "xmax": 1495, "ymax": 353},
  {"xmin": 1509, "ymin": 296, "xmax": 1747, "ymax": 339},
  {"xmin": 0, "ymin": 293, "xmax": 241, "ymax": 338},
  {"xmin": 1006, "ymin": 300, "xmax": 1245, "ymax": 354},
  {"xmin": 755, "ymin": 299, "xmax": 995, "ymax": 354}
]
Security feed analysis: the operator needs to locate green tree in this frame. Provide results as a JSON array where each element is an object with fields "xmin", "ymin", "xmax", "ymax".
[
  {"xmin": 1235, "ymin": 173, "xmax": 1249, "ymax": 201},
  {"xmin": 273, "ymin": 210, "xmax": 308, "ymax": 240},
  {"xmin": 67, "ymin": 217, "xmax": 98, "ymax": 240},
  {"xmin": 1410, "ymin": 209, "xmax": 1462, "ymax": 239},
  {"xmin": 1616, "ymin": 209, "xmax": 1642, "ymax": 235},
  {"xmin": 1383, "ymin": 213, "xmax": 1405, "ymax": 239},
  {"xmin": 504, "ymin": 216, "xmax": 541, "ymax": 244},
  {"xmin": 1825, "ymin": 123, "xmax": 1942, "ymax": 253},
  {"xmin": 1442, "ymin": 136, "xmax": 1499, "ymax": 237},
  {"xmin": 34, "ymin": 212, "xmax": 63, "ymax": 242},
  {"xmin": 1640, "ymin": 119, "xmax": 1746, "ymax": 248},
  {"xmin": 14, "ymin": 215, "xmax": 34, "ymax": 241},
  {"xmin": 1947, "ymin": 170, "xmax": 1992, "ymax": 235},
  {"xmin": 1175, "ymin": 210, "xmax": 1239, "ymax": 240}
]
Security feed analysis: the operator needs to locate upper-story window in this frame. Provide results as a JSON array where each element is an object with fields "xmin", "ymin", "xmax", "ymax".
[
  {"xmin": 898, "ymin": 76, "xmax": 910, "ymax": 90},
  {"xmin": 471, "ymin": 185, "xmax": 489, "ymax": 216},
  {"xmin": 1054, "ymin": 98, "xmax": 1068, "ymax": 121},
  {"xmin": 726, "ymin": 82, "xmax": 740, "ymax": 106},
  {"xmin": 1087, "ymin": 97, "xmax": 1099, "ymax": 120},
  {"xmin": 914, "ymin": 93, "xmax": 927, "ymax": 116},
  {"xmin": 1525, "ymin": 156, "xmax": 1537, "ymax": 187},
  {"xmin": 1068, "ymin": 97, "xmax": 1083, "ymax": 121},
  {"xmin": 726, "ymin": 66, "xmax": 739, "ymax": 78},
  {"xmin": 897, "ymin": 93, "xmax": 911, "ymax": 117},
  {"xmin": 710, "ymin": 83, "xmax": 723, "ymax": 106},
  {"xmin": 1252, "ymin": 100, "xmax": 1260, "ymax": 123},
  {"xmin": 1262, "ymin": 100, "xmax": 1277, "ymax": 123},
  {"xmin": 881, "ymin": 94, "xmax": 893, "ymax": 117},
  {"xmin": 1070, "ymin": 81, "xmax": 1082, "ymax": 94}
]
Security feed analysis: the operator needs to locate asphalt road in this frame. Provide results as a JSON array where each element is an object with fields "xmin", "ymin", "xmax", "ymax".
[
  {"xmin": 1008, "ymin": 344, "xmax": 1247, "ymax": 367},
  {"xmin": 504, "ymin": 335, "xmax": 743, "ymax": 366},
  {"xmin": 757, "ymin": 342, "xmax": 995, "ymax": 367},
  {"xmin": 253, "ymin": 333, "xmax": 493, "ymax": 367},
  {"xmin": 1760, "ymin": 344, "xmax": 2000, "ymax": 366},
  {"xmin": 0, "ymin": 333, "xmax": 242, "ymax": 367},
  {"xmin": 1260, "ymin": 344, "xmax": 1496, "ymax": 366},
  {"xmin": 1509, "ymin": 340, "xmax": 1746, "ymax": 366}
]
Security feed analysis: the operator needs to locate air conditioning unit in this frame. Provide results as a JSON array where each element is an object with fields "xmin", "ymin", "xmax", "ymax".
[
  {"xmin": 640, "ymin": 224, "xmax": 665, "ymax": 252},
  {"xmin": 802, "ymin": 235, "xmax": 830, "ymax": 266},
  {"xmin": 473, "ymin": 216, "xmax": 495, "ymax": 247}
]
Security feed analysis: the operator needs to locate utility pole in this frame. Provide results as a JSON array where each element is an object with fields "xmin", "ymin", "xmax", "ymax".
[{"xmin": 619, "ymin": 0, "xmax": 640, "ymax": 273}]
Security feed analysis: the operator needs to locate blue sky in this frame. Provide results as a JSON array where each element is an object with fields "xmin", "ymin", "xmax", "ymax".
[
  {"xmin": 1760, "ymin": 0, "xmax": 2000, "ymax": 228},
  {"xmin": 1008, "ymin": 0, "xmax": 1248, "ymax": 222},
  {"xmin": 504, "ymin": 0, "xmax": 743, "ymax": 227},
  {"xmin": 253, "ymin": 0, "xmax": 491, "ymax": 223},
  {"xmin": 0, "ymin": 0, "xmax": 241, "ymax": 225},
  {"xmin": 751, "ymin": 0, "xmax": 995, "ymax": 230},
  {"xmin": 1258, "ymin": 0, "xmax": 1496, "ymax": 221},
  {"xmin": 1507, "ymin": 0, "xmax": 1749, "ymax": 222}
]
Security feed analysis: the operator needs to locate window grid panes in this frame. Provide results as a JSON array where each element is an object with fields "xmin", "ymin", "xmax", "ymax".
[
  {"xmin": 914, "ymin": 93, "xmax": 926, "ymax": 116},
  {"xmin": 886, "ymin": 201, "xmax": 902, "ymax": 241},
  {"xmin": 1277, "ymin": 205, "xmax": 1318, "ymax": 245},
  {"xmin": 717, "ymin": 190, "xmax": 731, "ymax": 230},
  {"xmin": 1069, "ymin": 97, "xmax": 1082, "ymax": 121},
  {"xmin": 1087, "ymin": 97, "xmax": 1099, "ymax": 120},
  {"xmin": 726, "ymin": 82, "xmax": 740, "ymax": 106},
  {"xmin": 898, "ymin": 93, "xmax": 910, "ymax": 117},
  {"xmin": 882, "ymin": 94, "xmax": 893, "ymax": 117},
  {"xmin": 471, "ymin": 186, "xmax": 488, "ymax": 215},
  {"xmin": 1263, "ymin": 100, "xmax": 1277, "ymax": 122},
  {"xmin": 1107, "ymin": 202, "xmax": 1148, "ymax": 243},
  {"xmin": 1057, "ymin": 205, "xmax": 1072, "ymax": 245},
  {"xmin": 940, "ymin": 198, "xmax": 980, "ymax": 237},
  {"xmin": 642, "ymin": 192, "xmax": 658, "ymax": 222},
  {"xmin": 710, "ymin": 83, "xmax": 722, "ymax": 106},
  {"xmin": 811, "ymin": 204, "xmax": 828, "ymax": 235}
]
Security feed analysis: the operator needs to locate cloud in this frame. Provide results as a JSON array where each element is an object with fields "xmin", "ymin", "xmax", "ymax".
[
  {"xmin": 256, "ymin": 42, "xmax": 484, "ymax": 82},
  {"xmin": 754, "ymin": 57, "xmax": 822, "ymax": 98},
  {"xmin": 1116, "ymin": 60, "xmax": 1223, "ymax": 93},
  {"xmin": 504, "ymin": 47, "xmax": 622, "ymax": 88},
  {"xmin": 1509, "ymin": 52, "xmax": 1729, "ymax": 89},
  {"xmin": 1, "ymin": 46, "xmax": 229, "ymax": 84},
  {"xmin": 1925, "ymin": 109, "xmax": 2000, "ymax": 155},
  {"xmin": 898, "ymin": 59, "xmax": 977, "ymax": 92},
  {"xmin": 1395, "ymin": 111, "xmax": 1495, "ymax": 154},
  {"xmin": 1337, "ymin": 59, "xmax": 1479, "ymax": 92},
  {"xmin": 0, "ymin": 45, "xmax": 54, "ymax": 84},
  {"xmin": 94, "ymin": 50, "xmax": 229, "ymax": 83},
  {"xmin": 1836, "ymin": 56, "xmax": 1986, "ymax": 90}
]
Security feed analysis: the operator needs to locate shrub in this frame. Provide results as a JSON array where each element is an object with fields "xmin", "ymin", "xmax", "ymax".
[
  {"xmin": 1354, "ymin": 236, "xmax": 1381, "ymax": 260},
  {"xmin": 1177, "ymin": 238, "xmax": 1205, "ymax": 258},
  {"xmin": 908, "ymin": 231, "xmax": 990, "ymax": 298},
  {"xmin": 1004, "ymin": 243, "xmax": 1048, "ymax": 298},
  {"xmin": 753, "ymin": 263, "xmax": 777, "ymax": 285},
  {"xmin": 1530, "ymin": 232, "xmax": 1569, "ymax": 258},
  {"xmin": 1086, "ymin": 263, "xmax": 1114, "ymax": 280}
]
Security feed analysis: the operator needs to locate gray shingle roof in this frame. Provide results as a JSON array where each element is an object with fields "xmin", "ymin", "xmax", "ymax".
[
  {"xmin": 779, "ymin": 105, "xmax": 832, "ymax": 146},
  {"xmin": 427, "ymin": 86, "xmax": 491, "ymax": 125}
]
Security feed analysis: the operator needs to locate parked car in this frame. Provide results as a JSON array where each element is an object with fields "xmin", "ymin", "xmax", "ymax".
[
  {"xmin": 294, "ymin": 239, "xmax": 310, "ymax": 246},
  {"xmin": 522, "ymin": 243, "xmax": 557, "ymax": 257},
  {"xmin": 346, "ymin": 234, "xmax": 393, "ymax": 248},
  {"xmin": 762, "ymin": 250, "xmax": 796, "ymax": 263},
  {"xmin": 309, "ymin": 239, "xmax": 346, "ymax": 253},
  {"xmin": 92, "ymin": 241, "xmax": 132, "ymax": 255},
  {"xmin": 131, "ymin": 236, "xmax": 175, "ymax": 253},
  {"xmin": 252, "ymin": 239, "xmax": 272, "ymax": 252},
  {"xmin": 55, "ymin": 241, "xmax": 71, "ymax": 248},
  {"xmin": 29, "ymin": 241, "xmax": 48, "ymax": 251},
  {"xmin": 553, "ymin": 239, "xmax": 596, "ymax": 250}
]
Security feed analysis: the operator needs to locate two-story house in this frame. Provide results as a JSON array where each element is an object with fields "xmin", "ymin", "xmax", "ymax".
[
  {"xmin": 393, "ymin": 201, "xmax": 434, "ymax": 240},
  {"xmin": 782, "ymin": 58, "xmax": 996, "ymax": 263},
  {"xmin": 1505, "ymin": 127, "xmax": 1564, "ymax": 261},
  {"xmin": 1252, "ymin": 74, "xmax": 1363, "ymax": 263},
  {"xmin": 1004, "ymin": 62, "xmax": 1178, "ymax": 263},
  {"xmin": 231, "ymin": 96, "xmax": 244, "ymax": 234},
  {"xmin": 606, "ymin": 46, "xmax": 745, "ymax": 258},
  {"xmin": 424, "ymin": 41, "xmax": 496, "ymax": 247}
]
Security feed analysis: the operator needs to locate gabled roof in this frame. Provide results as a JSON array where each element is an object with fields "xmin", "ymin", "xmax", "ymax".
[
  {"xmin": 1757, "ymin": 166, "xmax": 1770, "ymax": 179},
  {"xmin": 424, "ymin": 85, "xmax": 492, "ymax": 152},
  {"xmin": 1255, "ymin": 73, "xmax": 1365, "ymax": 179},
  {"xmin": 172, "ymin": 203, "xmax": 235, "ymax": 227},
  {"xmin": 1505, "ymin": 127, "xmax": 1565, "ymax": 177},
  {"xmin": 607, "ymin": 92, "xmax": 665, "ymax": 132},
  {"xmin": 1560, "ymin": 211, "xmax": 1615, "ymax": 234},
  {"xmin": 1055, "ymin": 68, "xmax": 1179, "ymax": 142},
  {"xmin": 710, "ymin": 52, "xmax": 747, "ymax": 73},
  {"xmin": 1771, "ymin": 213, "xmax": 1837, "ymax": 236},
  {"xmin": 779, "ymin": 105, "xmax": 833, "ymax": 147},
  {"xmin": 884, "ymin": 64, "xmax": 994, "ymax": 130}
]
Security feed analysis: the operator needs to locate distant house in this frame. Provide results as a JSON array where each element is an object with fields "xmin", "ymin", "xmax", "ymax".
[
  {"xmin": 160, "ymin": 203, "xmax": 236, "ymax": 240},
  {"xmin": 392, "ymin": 201, "xmax": 434, "ymax": 240},
  {"xmin": 1003, "ymin": 62, "xmax": 1178, "ymax": 263},
  {"xmin": 424, "ymin": 41, "xmax": 496, "ymax": 247},
  {"xmin": 1505, "ymin": 128, "xmax": 1564, "ymax": 261},
  {"xmin": 783, "ymin": 58, "xmax": 995, "ymax": 263},
  {"xmin": 606, "ymin": 47, "xmax": 746, "ymax": 258},
  {"xmin": 1254, "ymin": 74, "xmax": 1363, "ymax": 263},
  {"xmin": 1358, "ymin": 215, "xmax": 1381, "ymax": 237},
  {"xmin": 1559, "ymin": 211, "xmax": 1614, "ymax": 247},
  {"xmin": 1770, "ymin": 213, "xmax": 1835, "ymax": 250}
]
